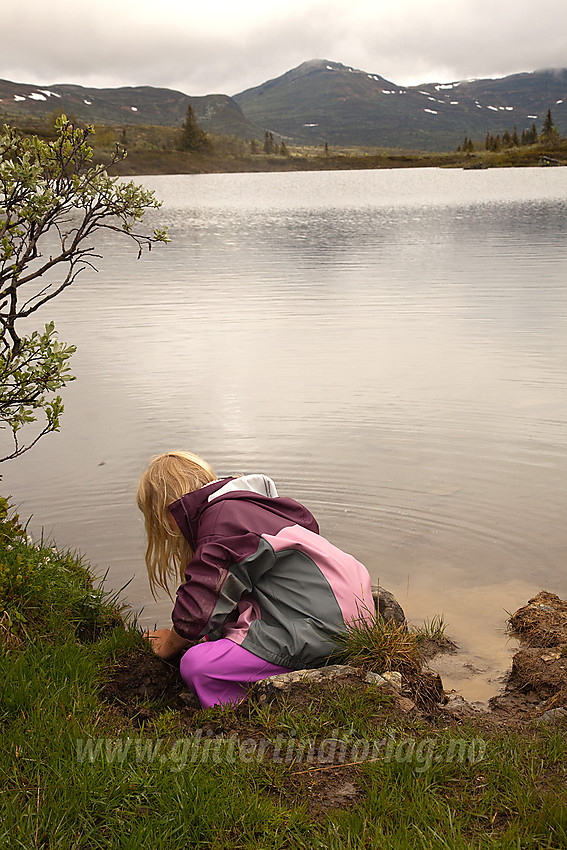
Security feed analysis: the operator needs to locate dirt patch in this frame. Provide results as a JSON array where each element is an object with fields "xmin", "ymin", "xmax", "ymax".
[
  {"xmin": 99, "ymin": 649, "xmax": 194, "ymax": 723},
  {"xmin": 508, "ymin": 591, "xmax": 567, "ymax": 647},
  {"xmin": 490, "ymin": 591, "xmax": 567, "ymax": 722},
  {"xmin": 272, "ymin": 763, "xmax": 366, "ymax": 818},
  {"xmin": 510, "ymin": 647, "xmax": 567, "ymax": 697}
]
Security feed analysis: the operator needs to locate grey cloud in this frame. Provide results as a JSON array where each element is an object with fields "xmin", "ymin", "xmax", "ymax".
[{"xmin": 2, "ymin": 0, "xmax": 567, "ymax": 97}]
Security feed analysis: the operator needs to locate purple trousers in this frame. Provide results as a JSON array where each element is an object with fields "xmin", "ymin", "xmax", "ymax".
[{"xmin": 179, "ymin": 638, "xmax": 290, "ymax": 708}]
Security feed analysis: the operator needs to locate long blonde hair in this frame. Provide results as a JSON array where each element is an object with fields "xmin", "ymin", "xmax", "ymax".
[{"xmin": 136, "ymin": 451, "xmax": 217, "ymax": 598}]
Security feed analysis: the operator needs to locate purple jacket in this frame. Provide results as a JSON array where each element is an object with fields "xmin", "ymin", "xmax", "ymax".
[{"xmin": 168, "ymin": 474, "xmax": 374, "ymax": 669}]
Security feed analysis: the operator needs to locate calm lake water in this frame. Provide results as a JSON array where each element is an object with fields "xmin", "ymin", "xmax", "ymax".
[{"xmin": 5, "ymin": 168, "xmax": 567, "ymax": 699}]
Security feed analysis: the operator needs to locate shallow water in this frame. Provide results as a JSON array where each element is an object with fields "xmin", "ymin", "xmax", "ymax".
[{"xmin": 5, "ymin": 168, "xmax": 567, "ymax": 700}]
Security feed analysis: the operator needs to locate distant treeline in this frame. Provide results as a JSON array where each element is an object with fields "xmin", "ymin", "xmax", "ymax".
[{"xmin": 458, "ymin": 108, "xmax": 561, "ymax": 153}]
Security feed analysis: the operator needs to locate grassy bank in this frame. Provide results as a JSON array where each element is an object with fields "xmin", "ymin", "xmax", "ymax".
[{"xmin": 1, "ymin": 512, "xmax": 566, "ymax": 848}]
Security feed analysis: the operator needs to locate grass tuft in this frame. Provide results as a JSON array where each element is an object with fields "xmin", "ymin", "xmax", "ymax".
[
  {"xmin": 415, "ymin": 614, "xmax": 448, "ymax": 642},
  {"xmin": 334, "ymin": 614, "xmax": 423, "ymax": 674}
]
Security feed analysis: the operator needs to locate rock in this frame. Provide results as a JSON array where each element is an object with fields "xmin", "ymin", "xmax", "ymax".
[
  {"xmin": 395, "ymin": 696, "xmax": 417, "ymax": 713},
  {"xmin": 439, "ymin": 692, "xmax": 485, "ymax": 718},
  {"xmin": 250, "ymin": 665, "xmax": 358, "ymax": 701},
  {"xmin": 371, "ymin": 586, "xmax": 406, "ymax": 627},
  {"xmin": 541, "ymin": 651, "xmax": 562, "ymax": 663},
  {"xmin": 250, "ymin": 664, "xmax": 400, "ymax": 702},
  {"xmin": 537, "ymin": 707, "xmax": 567, "ymax": 723},
  {"xmin": 179, "ymin": 689, "xmax": 201, "ymax": 709},
  {"xmin": 364, "ymin": 671, "xmax": 388, "ymax": 687},
  {"xmin": 381, "ymin": 671, "xmax": 403, "ymax": 691},
  {"xmin": 336, "ymin": 782, "xmax": 358, "ymax": 798}
]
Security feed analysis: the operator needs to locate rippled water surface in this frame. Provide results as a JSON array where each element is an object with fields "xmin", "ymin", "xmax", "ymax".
[{"xmin": 5, "ymin": 168, "xmax": 567, "ymax": 698}]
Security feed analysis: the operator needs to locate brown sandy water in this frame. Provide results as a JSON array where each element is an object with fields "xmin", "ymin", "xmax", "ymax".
[{"xmin": 5, "ymin": 169, "xmax": 567, "ymax": 702}]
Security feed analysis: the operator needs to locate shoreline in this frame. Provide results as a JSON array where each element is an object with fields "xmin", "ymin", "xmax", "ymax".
[
  {"xmin": 6, "ymin": 114, "xmax": 566, "ymax": 175},
  {"xmin": 2, "ymin": 521, "xmax": 567, "ymax": 842},
  {"xmin": 108, "ymin": 147, "xmax": 567, "ymax": 177},
  {"xmin": 81, "ymin": 129, "xmax": 567, "ymax": 177}
]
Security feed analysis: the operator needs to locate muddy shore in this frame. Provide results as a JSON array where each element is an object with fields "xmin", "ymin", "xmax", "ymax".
[{"xmin": 101, "ymin": 590, "xmax": 567, "ymax": 731}]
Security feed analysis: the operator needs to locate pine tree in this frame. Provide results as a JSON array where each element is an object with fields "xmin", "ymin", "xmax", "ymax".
[
  {"xmin": 542, "ymin": 109, "xmax": 557, "ymax": 145},
  {"xmin": 263, "ymin": 131, "xmax": 277, "ymax": 154},
  {"xmin": 177, "ymin": 104, "xmax": 208, "ymax": 152},
  {"xmin": 522, "ymin": 123, "xmax": 538, "ymax": 146}
]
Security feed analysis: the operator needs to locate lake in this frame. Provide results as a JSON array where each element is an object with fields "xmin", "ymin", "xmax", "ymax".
[{"xmin": 4, "ymin": 167, "xmax": 567, "ymax": 700}]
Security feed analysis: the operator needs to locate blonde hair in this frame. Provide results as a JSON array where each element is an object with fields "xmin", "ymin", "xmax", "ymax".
[{"xmin": 136, "ymin": 451, "xmax": 217, "ymax": 598}]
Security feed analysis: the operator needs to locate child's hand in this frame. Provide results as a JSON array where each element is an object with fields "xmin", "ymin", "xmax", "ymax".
[
  {"xmin": 147, "ymin": 628, "xmax": 172, "ymax": 657},
  {"xmin": 146, "ymin": 627, "xmax": 191, "ymax": 659}
]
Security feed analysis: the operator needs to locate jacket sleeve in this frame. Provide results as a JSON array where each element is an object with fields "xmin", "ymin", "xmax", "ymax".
[{"xmin": 171, "ymin": 534, "xmax": 258, "ymax": 640}]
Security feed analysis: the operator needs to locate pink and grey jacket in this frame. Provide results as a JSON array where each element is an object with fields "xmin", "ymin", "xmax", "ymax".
[{"xmin": 168, "ymin": 474, "xmax": 374, "ymax": 670}]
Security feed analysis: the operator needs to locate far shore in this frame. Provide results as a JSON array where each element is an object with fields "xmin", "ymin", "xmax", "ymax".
[
  {"xmin": 106, "ymin": 145, "xmax": 567, "ymax": 177},
  {"xmin": 5, "ymin": 114, "xmax": 566, "ymax": 176}
]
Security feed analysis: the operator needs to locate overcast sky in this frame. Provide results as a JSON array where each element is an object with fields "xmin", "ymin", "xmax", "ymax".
[{"xmin": 3, "ymin": 0, "xmax": 567, "ymax": 96}]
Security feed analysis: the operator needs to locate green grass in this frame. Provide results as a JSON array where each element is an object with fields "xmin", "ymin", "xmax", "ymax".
[
  {"xmin": 0, "ymin": 534, "xmax": 124, "ymax": 648},
  {"xmin": 1, "ymin": 509, "xmax": 566, "ymax": 849}
]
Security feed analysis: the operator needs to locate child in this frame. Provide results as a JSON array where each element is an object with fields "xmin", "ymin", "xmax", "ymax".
[{"xmin": 137, "ymin": 451, "xmax": 374, "ymax": 708}]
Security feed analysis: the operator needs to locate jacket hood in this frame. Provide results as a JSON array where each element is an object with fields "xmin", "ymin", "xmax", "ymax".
[
  {"xmin": 168, "ymin": 474, "xmax": 292, "ymax": 549},
  {"xmin": 207, "ymin": 474, "xmax": 278, "ymax": 501}
]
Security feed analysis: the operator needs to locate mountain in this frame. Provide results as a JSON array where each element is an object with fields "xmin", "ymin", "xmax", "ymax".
[
  {"xmin": 234, "ymin": 60, "xmax": 567, "ymax": 150},
  {"xmin": 2, "ymin": 62, "xmax": 567, "ymax": 152},
  {"xmin": 0, "ymin": 79, "xmax": 262, "ymax": 139}
]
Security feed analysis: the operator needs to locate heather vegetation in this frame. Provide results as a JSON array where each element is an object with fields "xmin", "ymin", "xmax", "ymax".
[{"xmin": 4, "ymin": 107, "xmax": 566, "ymax": 180}]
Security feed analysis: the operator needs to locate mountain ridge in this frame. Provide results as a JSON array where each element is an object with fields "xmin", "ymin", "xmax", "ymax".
[
  {"xmin": 234, "ymin": 59, "xmax": 567, "ymax": 150},
  {"xmin": 1, "ymin": 59, "xmax": 566, "ymax": 151},
  {"xmin": 0, "ymin": 78, "xmax": 263, "ymax": 140}
]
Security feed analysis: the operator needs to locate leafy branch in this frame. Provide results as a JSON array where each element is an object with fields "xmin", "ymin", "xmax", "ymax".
[{"xmin": 0, "ymin": 115, "xmax": 169, "ymax": 462}]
